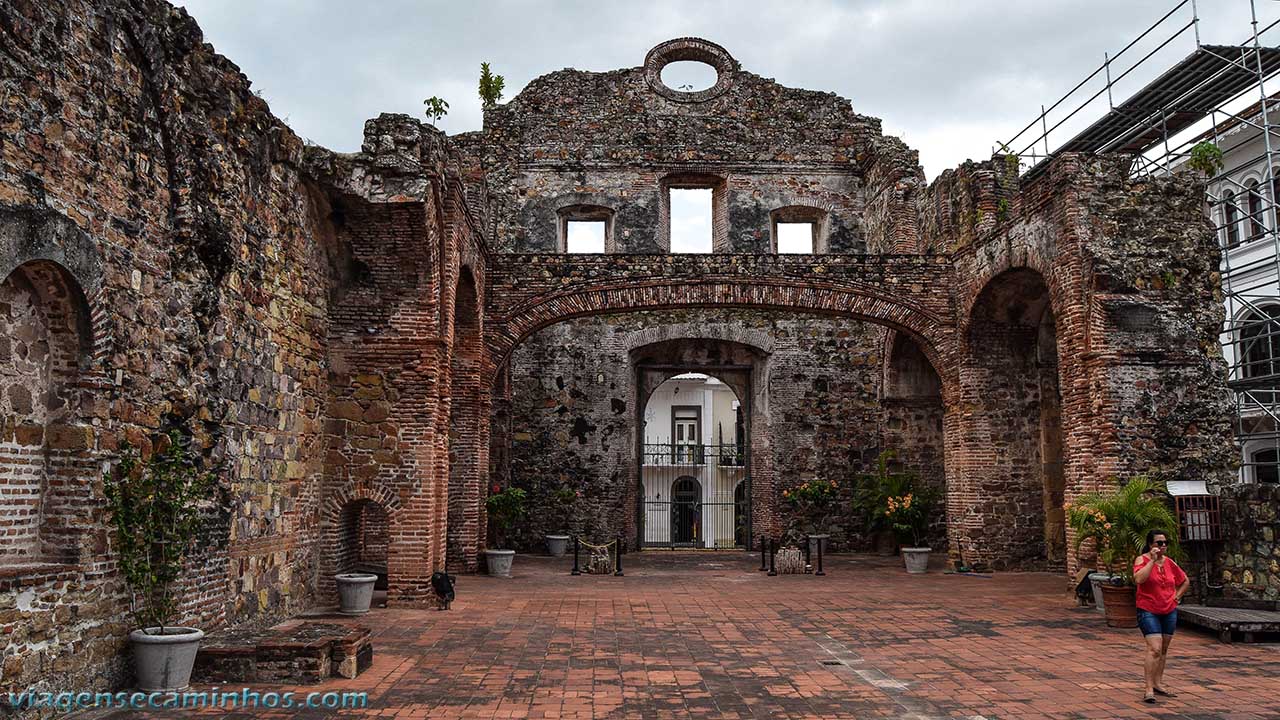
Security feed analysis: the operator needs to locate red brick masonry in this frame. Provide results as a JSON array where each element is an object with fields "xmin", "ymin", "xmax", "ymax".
[{"xmin": 97, "ymin": 553, "xmax": 1280, "ymax": 720}]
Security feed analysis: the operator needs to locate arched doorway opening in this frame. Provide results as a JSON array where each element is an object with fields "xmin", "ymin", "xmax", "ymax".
[
  {"xmin": 964, "ymin": 268, "xmax": 1066, "ymax": 570},
  {"xmin": 671, "ymin": 477, "xmax": 701, "ymax": 545},
  {"xmin": 640, "ymin": 371, "xmax": 747, "ymax": 548},
  {"xmin": 446, "ymin": 267, "xmax": 484, "ymax": 572},
  {"xmin": 337, "ymin": 499, "xmax": 391, "ymax": 594}
]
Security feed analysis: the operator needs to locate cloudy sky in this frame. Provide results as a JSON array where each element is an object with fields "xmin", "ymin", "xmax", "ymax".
[{"xmin": 176, "ymin": 0, "xmax": 1278, "ymax": 180}]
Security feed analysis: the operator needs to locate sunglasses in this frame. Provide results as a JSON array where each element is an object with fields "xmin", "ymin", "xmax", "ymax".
[{"xmin": 1153, "ymin": 540, "xmax": 1168, "ymax": 546}]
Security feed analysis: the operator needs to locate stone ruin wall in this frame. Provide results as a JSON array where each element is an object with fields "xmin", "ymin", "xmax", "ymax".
[
  {"xmin": 0, "ymin": 0, "xmax": 1251, "ymax": 705},
  {"xmin": 461, "ymin": 38, "xmax": 944, "ymax": 551},
  {"xmin": 501, "ymin": 309, "xmax": 947, "ymax": 552},
  {"xmin": 0, "ymin": 0, "xmax": 351, "ymax": 694}
]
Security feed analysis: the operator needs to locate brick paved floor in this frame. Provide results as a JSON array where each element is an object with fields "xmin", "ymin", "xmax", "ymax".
[{"xmin": 95, "ymin": 552, "xmax": 1280, "ymax": 719}]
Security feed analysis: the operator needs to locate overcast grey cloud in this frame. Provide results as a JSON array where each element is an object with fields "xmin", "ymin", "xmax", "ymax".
[{"xmin": 176, "ymin": 0, "xmax": 1278, "ymax": 180}]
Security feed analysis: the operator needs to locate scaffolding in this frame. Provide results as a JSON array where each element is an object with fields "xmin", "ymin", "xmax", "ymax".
[{"xmin": 998, "ymin": 0, "xmax": 1280, "ymax": 484}]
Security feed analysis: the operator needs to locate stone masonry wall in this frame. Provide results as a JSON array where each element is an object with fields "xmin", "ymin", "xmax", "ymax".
[
  {"xmin": 0, "ymin": 0, "xmax": 342, "ymax": 699},
  {"xmin": 0, "ymin": 3, "xmax": 1244, "ymax": 705},
  {"xmin": 1215, "ymin": 483, "xmax": 1280, "ymax": 601},
  {"xmin": 504, "ymin": 308, "xmax": 946, "ymax": 551}
]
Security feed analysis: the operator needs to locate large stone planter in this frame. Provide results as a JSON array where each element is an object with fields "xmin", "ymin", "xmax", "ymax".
[
  {"xmin": 873, "ymin": 529, "xmax": 898, "ymax": 556},
  {"xmin": 806, "ymin": 534, "xmax": 830, "ymax": 561},
  {"xmin": 336, "ymin": 573, "xmax": 378, "ymax": 615},
  {"xmin": 1100, "ymin": 583, "xmax": 1138, "ymax": 628},
  {"xmin": 901, "ymin": 547, "xmax": 931, "ymax": 574},
  {"xmin": 486, "ymin": 549, "xmax": 515, "ymax": 577},
  {"xmin": 546, "ymin": 535, "xmax": 570, "ymax": 557},
  {"xmin": 130, "ymin": 627, "xmax": 204, "ymax": 691}
]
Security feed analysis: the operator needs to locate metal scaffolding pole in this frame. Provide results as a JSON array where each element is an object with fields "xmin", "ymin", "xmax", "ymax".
[{"xmin": 997, "ymin": 0, "xmax": 1280, "ymax": 484}]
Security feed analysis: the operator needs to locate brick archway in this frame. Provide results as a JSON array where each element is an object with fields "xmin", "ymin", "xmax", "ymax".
[
  {"xmin": 318, "ymin": 483, "xmax": 402, "ymax": 599},
  {"xmin": 486, "ymin": 279, "xmax": 953, "ymax": 378}
]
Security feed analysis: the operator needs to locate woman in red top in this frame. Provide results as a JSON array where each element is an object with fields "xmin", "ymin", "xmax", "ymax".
[{"xmin": 1132, "ymin": 529, "xmax": 1190, "ymax": 704}]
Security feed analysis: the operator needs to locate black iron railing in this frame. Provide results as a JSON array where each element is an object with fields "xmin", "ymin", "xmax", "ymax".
[{"xmin": 640, "ymin": 443, "xmax": 748, "ymax": 548}]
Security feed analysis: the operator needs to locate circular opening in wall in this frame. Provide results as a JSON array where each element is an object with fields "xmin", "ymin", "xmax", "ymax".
[{"xmin": 660, "ymin": 60, "xmax": 719, "ymax": 94}]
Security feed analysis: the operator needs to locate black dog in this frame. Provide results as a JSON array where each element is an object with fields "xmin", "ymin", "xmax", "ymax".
[{"xmin": 430, "ymin": 571, "xmax": 456, "ymax": 610}]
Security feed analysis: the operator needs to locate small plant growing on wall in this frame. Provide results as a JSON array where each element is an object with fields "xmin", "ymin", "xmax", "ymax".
[
  {"xmin": 1187, "ymin": 141, "xmax": 1224, "ymax": 177},
  {"xmin": 478, "ymin": 62, "xmax": 506, "ymax": 107},
  {"xmin": 104, "ymin": 430, "xmax": 213, "ymax": 633},
  {"xmin": 996, "ymin": 198, "xmax": 1010, "ymax": 222},
  {"xmin": 423, "ymin": 96, "xmax": 450, "ymax": 126}
]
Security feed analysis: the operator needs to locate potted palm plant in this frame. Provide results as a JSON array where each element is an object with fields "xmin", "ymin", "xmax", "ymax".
[
  {"xmin": 1066, "ymin": 476, "xmax": 1180, "ymax": 628},
  {"xmin": 884, "ymin": 486, "xmax": 939, "ymax": 573},
  {"xmin": 485, "ymin": 486, "xmax": 526, "ymax": 576},
  {"xmin": 103, "ymin": 430, "xmax": 214, "ymax": 691},
  {"xmin": 854, "ymin": 451, "xmax": 916, "ymax": 554}
]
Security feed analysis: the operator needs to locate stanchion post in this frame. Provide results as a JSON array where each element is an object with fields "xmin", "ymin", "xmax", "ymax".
[
  {"xmin": 571, "ymin": 535, "xmax": 581, "ymax": 576},
  {"xmin": 804, "ymin": 534, "xmax": 812, "ymax": 569},
  {"xmin": 614, "ymin": 536, "xmax": 624, "ymax": 576},
  {"xmin": 815, "ymin": 536, "xmax": 826, "ymax": 576},
  {"xmin": 767, "ymin": 537, "xmax": 777, "ymax": 576},
  {"xmin": 759, "ymin": 536, "xmax": 767, "ymax": 571}
]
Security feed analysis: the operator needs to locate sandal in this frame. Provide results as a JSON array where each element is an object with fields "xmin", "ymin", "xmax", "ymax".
[
  {"xmin": 1154, "ymin": 687, "xmax": 1176, "ymax": 698},
  {"xmin": 1142, "ymin": 693, "xmax": 1157, "ymax": 704}
]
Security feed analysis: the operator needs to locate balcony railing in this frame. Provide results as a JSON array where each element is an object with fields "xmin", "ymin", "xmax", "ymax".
[{"xmin": 641, "ymin": 443, "xmax": 746, "ymax": 467}]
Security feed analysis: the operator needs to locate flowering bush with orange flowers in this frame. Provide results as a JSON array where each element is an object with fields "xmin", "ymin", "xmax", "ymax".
[
  {"xmin": 782, "ymin": 477, "xmax": 840, "ymax": 535},
  {"xmin": 1066, "ymin": 476, "xmax": 1180, "ymax": 584},
  {"xmin": 883, "ymin": 488, "xmax": 937, "ymax": 548}
]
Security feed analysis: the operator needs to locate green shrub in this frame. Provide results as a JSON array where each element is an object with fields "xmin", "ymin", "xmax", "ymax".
[
  {"xmin": 103, "ymin": 430, "xmax": 214, "ymax": 633},
  {"xmin": 782, "ymin": 477, "xmax": 840, "ymax": 535},
  {"xmin": 478, "ymin": 62, "xmax": 505, "ymax": 107},
  {"xmin": 486, "ymin": 487, "xmax": 526, "ymax": 549},
  {"xmin": 1187, "ymin": 141, "xmax": 1224, "ymax": 177}
]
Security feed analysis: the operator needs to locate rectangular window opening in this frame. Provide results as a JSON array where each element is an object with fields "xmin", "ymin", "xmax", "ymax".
[
  {"xmin": 566, "ymin": 220, "xmax": 606, "ymax": 253},
  {"xmin": 669, "ymin": 188, "xmax": 713, "ymax": 253},
  {"xmin": 777, "ymin": 222, "xmax": 815, "ymax": 254}
]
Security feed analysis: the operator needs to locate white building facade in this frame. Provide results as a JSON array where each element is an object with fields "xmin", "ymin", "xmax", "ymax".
[
  {"xmin": 1204, "ymin": 95, "xmax": 1280, "ymax": 483},
  {"xmin": 639, "ymin": 374, "xmax": 748, "ymax": 547}
]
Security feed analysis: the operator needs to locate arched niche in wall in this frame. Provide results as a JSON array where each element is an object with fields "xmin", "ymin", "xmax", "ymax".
[{"xmin": 0, "ymin": 259, "xmax": 95, "ymax": 567}]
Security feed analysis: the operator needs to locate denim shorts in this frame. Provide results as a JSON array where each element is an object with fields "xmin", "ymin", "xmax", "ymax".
[{"xmin": 1136, "ymin": 608, "xmax": 1177, "ymax": 636}]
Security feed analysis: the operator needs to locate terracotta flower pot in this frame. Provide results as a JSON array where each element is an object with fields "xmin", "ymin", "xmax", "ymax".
[{"xmin": 1099, "ymin": 583, "xmax": 1138, "ymax": 628}]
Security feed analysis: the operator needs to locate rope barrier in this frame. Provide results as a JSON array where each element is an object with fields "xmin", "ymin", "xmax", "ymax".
[{"xmin": 576, "ymin": 538, "xmax": 616, "ymax": 575}]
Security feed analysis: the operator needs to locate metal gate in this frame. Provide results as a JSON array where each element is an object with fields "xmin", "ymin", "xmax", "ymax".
[{"xmin": 640, "ymin": 443, "xmax": 749, "ymax": 548}]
